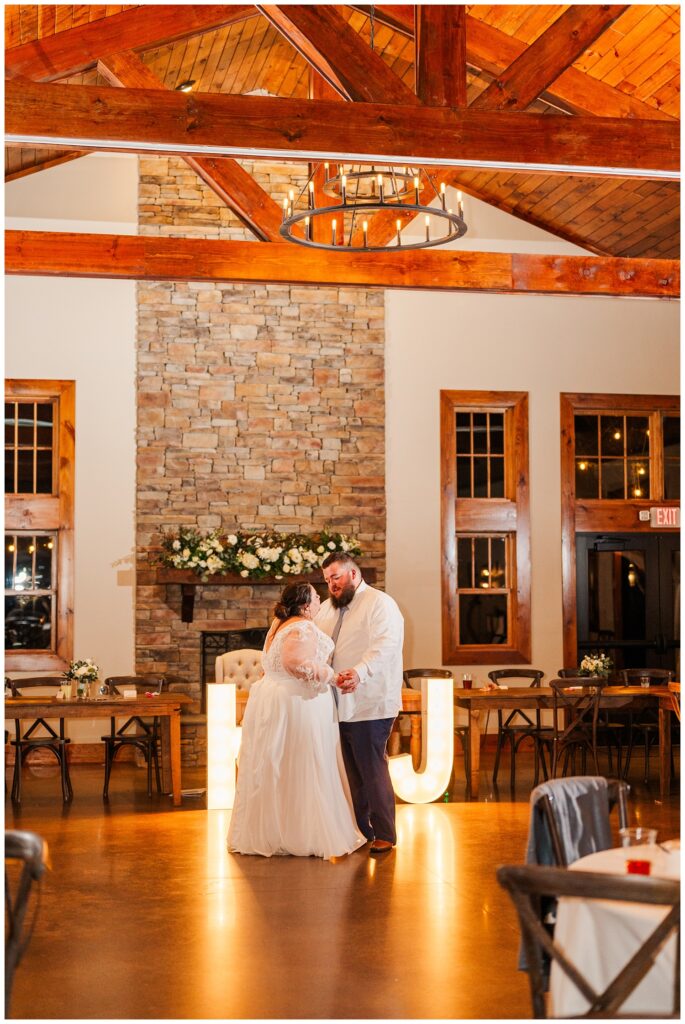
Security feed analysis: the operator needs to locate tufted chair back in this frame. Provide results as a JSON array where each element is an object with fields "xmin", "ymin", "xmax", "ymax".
[{"xmin": 215, "ymin": 649, "xmax": 264, "ymax": 692}]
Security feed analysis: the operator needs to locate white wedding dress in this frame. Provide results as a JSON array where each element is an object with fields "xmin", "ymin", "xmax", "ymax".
[{"xmin": 228, "ymin": 618, "xmax": 365, "ymax": 859}]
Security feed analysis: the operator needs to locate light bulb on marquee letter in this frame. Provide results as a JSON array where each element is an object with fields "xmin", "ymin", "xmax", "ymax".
[
  {"xmin": 207, "ymin": 681, "xmax": 241, "ymax": 810},
  {"xmin": 389, "ymin": 676, "xmax": 454, "ymax": 804}
]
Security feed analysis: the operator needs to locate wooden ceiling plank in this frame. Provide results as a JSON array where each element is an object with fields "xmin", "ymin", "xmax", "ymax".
[
  {"xmin": 472, "ymin": 5, "xmax": 629, "ymax": 111},
  {"xmin": 256, "ymin": 4, "xmax": 420, "ymax": 103},
  {"xmin": 6, "ymin": 230, "xmax": 679, "ymax": 298},
  {"xmin": 6, "ymin": 4, "xmax": 254, "ymax": 81},
  {"xmin": 591, "ymin": 190, "xmax": 677, "ymax": 246},
  {"xmin": 97, "ymin": 49, "xmax": 286, "ymax": 243},
  {"xmin": 5, "ymin": 151, "xmax": 86, "ymax": 183},
  {"xmin": 588, "ymin": 9, "xmax": 674, "ymax": 82},
  {"xmin": 7, "ymin": 81, "xmax": 678, "ymax": 177},
  {"xmin": 415, "ymin": 5, "xmax": 467, "ymax": 107}
]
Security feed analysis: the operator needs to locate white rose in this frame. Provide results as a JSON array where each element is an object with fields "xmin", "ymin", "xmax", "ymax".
[
  {"xmin": 288, "ymin": 548, "xmax": 302, "ymax": 562},
  {"xmin": 317, "ymin": 546, "xmax": 325, "ymax": 553},
  {"xmin": 182, "ymin": 548, "xmax": 191, "ymax": 559},
  {"xmin": 240, "ymin": 552, "xmax": 259, "ymax": 570},
  {"xmin": 76, "ymin": 665, "xmax": 88, "ymax": 676},
  {"xmin": 172, "ymin": 540, "xmax": 181, "ymax": 550},
  {"xmin": 282, "ymin": 565, "xmax": 291, "ymax": 573},
  {"xmin": 240, "ymin": 569, "xmax": 249, "ymax": 577},
  {"xmin": 227, "ymin": 535, "xmax": 238, "ymax": 546},
  {"xmin": 327, "ymin": 541, "xmax": 336, "ymax": 550}
]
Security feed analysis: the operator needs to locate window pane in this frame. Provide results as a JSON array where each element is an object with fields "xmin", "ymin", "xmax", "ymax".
[
  {"xmin": 664, "ymin": 461, "xmax": 680, "ymax": 500},
  {"xmin": 474, "ymin": 537, "xmax": 489, "ymax": 586},
  {"xmin": 5, "ymin": 595, "xmax": 52, "ymax": 650},
  {"xmin": 456, "ymin": 457, "xmax": 471, "ymax": 497},
  {"xmin": 17, "ymin": 403, "xmax": 34, "ymax": 447},
  {"xmin": 490, "ymin": 456, "xmax": 504, "ymax": 497},
  {"xmin": 36, "ymin": 449, "xmax": 53, "ymax": 493},
  {"xmin": 575, "ymin": 458, "xmax": 598, "ymax": 499},
  {"xmin": 472, "ymin": 413, "xmax": 487, "ymax": 453},
  {"xmin": 489, "ymin": 413, "xmax": 504, "ymax": 455},
  {"xmin": 36, "ymin": 404, "xmax": 53, "ymax": 447},
  {"xmin": 34, "ymin": 537, "xmax": 53, "ymax": 589},
  {"xmin": 490, "ymin": 538, "xmax": 506, "ymax": 589},
  {"xmin": 15, "ymin": 536, "xmax": 34, "ymax": 590},
  {"xmin": 5, "ymin": 536, "xmax": 15, "ymax": 589},
  {"xmin": 457, "ymin": 537, "xmax": 472, "ymax": 589},
  {"xmin": 16, "ymin": 450, "xmax": 34, "ymax": 494},
  {"xmin": 627, "ymin": 458, "xmax": 649, "ymax": 499},
  {"xmin": 5, "ymin": 403, "xmax": 15, "ymax": 445},
  {"xmin": 626, "ymin": 416, "xmax": 649, "ymax": 457},
  {"xmin": 587, "ymin": 550, "xmax": 645, "ymax": 643},
  {"xmin": 575, "ymin": 415, "xmax": 598, "ymax": 456},
  {"xmin": 459, "ymin": 593, "xmax": 508, "ymax": 645},
  {"xmin": 473, "ymin": 457, "xmax": 488, "ymax": 497},
  {"xmin": 601, "ymin": 416, "xmax": 624, "ymax": 457},
  {"xmin": 663, "ymin": 415, "xmax": 680, "ymax": 458},
  {"xmin": 455, "ymin": 413, "xmax": 471, "ymax": 454},
  {"xmin": 5, "ymin": 449, "xmax": 15, "ymax": 494},
  {"xmin": 601, "ymin": 459, "xmax": 625, "ymax": 499}
]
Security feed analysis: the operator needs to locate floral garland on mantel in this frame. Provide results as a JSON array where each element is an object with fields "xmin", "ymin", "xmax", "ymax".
[{"xmin": 158, "ymin": 528, "xmax": 362, "ymax": 582}]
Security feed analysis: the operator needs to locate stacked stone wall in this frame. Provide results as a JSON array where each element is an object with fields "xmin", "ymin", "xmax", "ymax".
[{"xmin": 135, "ymin": 158, "xmax": 386, "ymax": 763}]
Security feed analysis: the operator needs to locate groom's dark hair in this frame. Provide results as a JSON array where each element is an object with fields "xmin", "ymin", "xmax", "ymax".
[{"xmin": 321, "ymin": 552, "xmax": 360, "ymax": 573}]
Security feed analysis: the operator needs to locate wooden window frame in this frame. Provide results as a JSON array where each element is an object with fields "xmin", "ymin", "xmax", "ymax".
[
  {"xmin": 5, "ymin": 380, "xmax": 75, "ymax": 671},
  {"xmin": 441, "ymin": 390, "xmax": 531, "ymax": 665},
  {"xmin": 560, "ymin": 392, "xmax": 680, "ymax": 669}
]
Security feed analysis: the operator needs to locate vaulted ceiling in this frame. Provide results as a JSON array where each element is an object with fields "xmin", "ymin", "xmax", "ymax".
[{"xmin": 5, "ymin": 5, "xmax": 680, "ymax": 297}]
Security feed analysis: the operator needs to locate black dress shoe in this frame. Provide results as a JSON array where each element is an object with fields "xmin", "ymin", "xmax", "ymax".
[{"xmin": 369, "ymin": 839, "xmax": 394, "ymax": 854}]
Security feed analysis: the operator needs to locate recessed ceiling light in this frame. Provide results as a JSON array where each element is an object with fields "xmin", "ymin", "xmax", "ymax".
[{"xmin": 176, "ymin": 80, "xmax": 196, "ymax": 93}]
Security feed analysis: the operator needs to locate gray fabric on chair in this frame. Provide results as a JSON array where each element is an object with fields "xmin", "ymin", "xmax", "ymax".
[{"xmin": 525, "ymin": 776, "xmax": 611, "ymax": 867}]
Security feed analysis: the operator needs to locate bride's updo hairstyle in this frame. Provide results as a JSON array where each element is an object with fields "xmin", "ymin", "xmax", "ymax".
[{"xmin": 274, "ymin": 582, "xmax": 314, "ymax": 621}]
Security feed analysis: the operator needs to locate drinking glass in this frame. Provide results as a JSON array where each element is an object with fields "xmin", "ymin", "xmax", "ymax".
[
  {"xmin": 619, "ymin": 826, "xmax": 657, "ymax": 847},
  {"xmin": 639, "ymin": 675, "xmax": 650, "ymax": 688}
]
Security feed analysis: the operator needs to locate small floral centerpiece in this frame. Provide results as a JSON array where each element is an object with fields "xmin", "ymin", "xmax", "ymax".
[
  {"xmin": 64, "ymin": 658, "xmax": 100, "ymax": 683},
  {"xmin": 578, "ymin": 652, "xmax": 613, "ymax": 679},
  {"xmin": 158, "ymin": 528, "xmax": 362, "ymax": 582}
]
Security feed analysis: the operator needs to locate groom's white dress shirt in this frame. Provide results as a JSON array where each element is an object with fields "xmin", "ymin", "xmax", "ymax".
[{"xmin": 315, "ymin": 580, "xmax": 404, "ymax": 723}]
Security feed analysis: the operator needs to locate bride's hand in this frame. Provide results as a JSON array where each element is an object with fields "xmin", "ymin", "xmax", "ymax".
[{"xmin": 336, "ymin": 669, "xmax": 360, "ymax": 694}]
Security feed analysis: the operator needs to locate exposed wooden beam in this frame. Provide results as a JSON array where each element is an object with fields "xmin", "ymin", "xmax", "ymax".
[
  {"xmin": 472, "ymin": 5, "xmax": 629, "ymax": 111},
  {"xmin": 350, "ymin": 5, "xmax": 676, "ymax": 120},
  {"xmin": 97, "ymin": 50, "xmax": 285, "ymax": 243},
  {"xmin": 7, "ymin": 81, "xmax": 678, "ymax": 179},
  {"xmin": 6, "ymin": 231, "xmax": 679, "ymax": 299},
  {"xmin": 5, "ymin": 5, "xmax": 254, "ymax": 82},
  {"xmin": 256, "ymin": 4, "xmax": 419, "ymax": 104},
  {"xmin": 415, "ymin": 5, "xmax": 467, "ymax": 107}
]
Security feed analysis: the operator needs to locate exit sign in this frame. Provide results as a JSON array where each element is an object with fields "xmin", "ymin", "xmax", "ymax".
[{"xmin": 649, "ymin": 507, "xmax": 680, "ymax": 528}]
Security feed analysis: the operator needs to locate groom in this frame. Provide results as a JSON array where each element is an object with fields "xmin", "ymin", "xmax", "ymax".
[{"xmin": 316, "ymin": 553, "xmax": 404, "ymax": 854}]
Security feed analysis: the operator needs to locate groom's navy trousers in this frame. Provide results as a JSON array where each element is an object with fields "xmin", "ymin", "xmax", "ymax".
[{"xmin": 339, "ymin": 718, "xmax": 397, "ymax": 845}]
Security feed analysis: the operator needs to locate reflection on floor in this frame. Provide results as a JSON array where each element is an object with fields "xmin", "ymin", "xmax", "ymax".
[{"xmin": 5, "ymin": 750, "xmax": 680, "ymax": 1020}]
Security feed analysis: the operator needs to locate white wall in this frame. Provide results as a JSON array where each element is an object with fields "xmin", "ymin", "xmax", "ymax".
[
  {"xmin": 385, "ymin": 196, "xmax": 680, "ymax": 683},
  {"xmin": 6, "ymin": 155, "xmax": 138, "ymax": 739}
]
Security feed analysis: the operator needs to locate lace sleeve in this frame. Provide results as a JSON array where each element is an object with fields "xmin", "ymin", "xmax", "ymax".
[{"xmin": 280, "ymin": 623, "xmax": 334, "ymax": 693}]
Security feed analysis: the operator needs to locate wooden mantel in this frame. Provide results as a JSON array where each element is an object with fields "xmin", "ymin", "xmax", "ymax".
[{"xmin": 144, "ymin": 567, "xmax": 378, "ymax": 622}]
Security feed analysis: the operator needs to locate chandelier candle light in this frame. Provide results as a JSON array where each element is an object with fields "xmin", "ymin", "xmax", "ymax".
[{"xmin": 280, "ymin": 164, "xmax": 467, "ymax": 252}]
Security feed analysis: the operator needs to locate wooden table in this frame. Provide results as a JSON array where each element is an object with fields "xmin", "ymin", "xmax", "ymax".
[
  {"xmin": 5, "ymin": 693, "xmax": 193, "ymax": 805},
  {"xmin": 455, "ymin": 686, "xmax": 677, "ymax": 799}
]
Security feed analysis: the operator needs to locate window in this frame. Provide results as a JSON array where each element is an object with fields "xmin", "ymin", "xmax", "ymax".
[
  {"xmin": 5, "ymin": 381, "xmax": 75, "ymax": 670},
  {"xmin": 441, "ymin": 391, "xmax": 531, "ymax": 664},
  {"xmin": 560, "ymin": 393, "xmax": 679, "ymax": 669}
]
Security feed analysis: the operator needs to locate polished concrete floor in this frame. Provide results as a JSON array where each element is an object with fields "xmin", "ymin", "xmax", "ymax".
[{"xmin": 5, "ymin": 750, "xmax": 680, "ymax": 1020}]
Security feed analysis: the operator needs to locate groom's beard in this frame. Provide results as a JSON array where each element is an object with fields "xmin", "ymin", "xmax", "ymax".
[{"xmin": 330, "ymin": 583, "xmax": 356, "ymax": 609}]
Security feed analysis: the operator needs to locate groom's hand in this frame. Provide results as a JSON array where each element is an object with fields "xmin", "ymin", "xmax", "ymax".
[{"xmin": 336, "ymin": 669, "xmax": 360, "ymax": 694}]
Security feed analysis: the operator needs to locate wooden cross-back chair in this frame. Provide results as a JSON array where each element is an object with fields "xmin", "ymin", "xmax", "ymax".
[
  {"xmin": 497, "ymin": 864, "xmax": 680, "ymax": 1019},
  {"xmin": 9, "ymin": 677, "xmax": 73, "ymax": 803},
  {"xmin": 101, "ymin": 675, "xmax": 166, "ymax": 800},
  {"xmin": 550, "ymin": 679, "xmax": 609, "ymax": 778},
  {"xmin": 488, "ymin": 669, "xmax": 549, "ymax": 791}
]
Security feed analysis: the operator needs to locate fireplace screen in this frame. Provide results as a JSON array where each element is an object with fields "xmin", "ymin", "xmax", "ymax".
[{"xmin": 201, "ymin": 628, "xmax": 269, "ymax": 714}]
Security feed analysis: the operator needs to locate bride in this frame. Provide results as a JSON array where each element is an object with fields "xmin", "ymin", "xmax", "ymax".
[{"xmin": 228, "ymin": 581, "xmax": 365, "ymax": 860}]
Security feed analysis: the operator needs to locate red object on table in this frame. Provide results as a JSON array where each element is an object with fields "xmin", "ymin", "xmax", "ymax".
[{"xmin": 625, "ymin": 859, "xmax": 651, "ymax": 875}]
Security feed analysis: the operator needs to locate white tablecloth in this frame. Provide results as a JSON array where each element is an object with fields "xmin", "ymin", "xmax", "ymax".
[{"xmin": 549, "ymin": 844, "xmax": 680, "ymax": 1018}]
